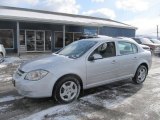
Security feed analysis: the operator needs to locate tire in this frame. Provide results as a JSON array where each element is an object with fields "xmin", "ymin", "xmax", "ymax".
[
  {"xmin": 0, "ymin": 52, "xmax": 4, "ymax": 63},
  {"xmin": 53, "ymin": 76, "xmax": 81, "ymax": 104},
  {"xmin": 132, "ymin": 65, "xmax": 148, "ymax": 84}
]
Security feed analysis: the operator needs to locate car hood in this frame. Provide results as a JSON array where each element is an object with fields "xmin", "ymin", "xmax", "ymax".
[{"xmin": 19, "ymin": 54, "xmax": 73, "ymax": 72}]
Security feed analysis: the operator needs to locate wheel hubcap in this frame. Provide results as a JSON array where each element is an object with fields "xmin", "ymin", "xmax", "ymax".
[
  {"xmin": 138, "ymin": 67, "xmax": 146, "ymax": 82},
  {"xmin": 60, "ymin": 81, "xmax": 78, "ymax": 101}
]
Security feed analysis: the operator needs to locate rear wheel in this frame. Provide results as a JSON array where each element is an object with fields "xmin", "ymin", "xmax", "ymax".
[
  {"xmin": 133, "ymin": 65, "xmax": 148, "ymax": 84},
  {"xmin": 53, "ymin": 76, "xmax": 81, "ymax": 104}
]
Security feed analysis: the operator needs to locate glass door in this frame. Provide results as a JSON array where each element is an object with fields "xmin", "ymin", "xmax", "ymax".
[
  {"xmin": 36, "ymin": 31, "xmax": 45, "ymax": 51},
  {"xmin": 26, "ymin": 30, "xmax": 35, "ymax": 51}
]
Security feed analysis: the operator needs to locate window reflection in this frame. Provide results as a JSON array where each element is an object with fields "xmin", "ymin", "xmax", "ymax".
[
  {"xmin": 26, "ymin": 30, "xmax": 35, "ymax": 51},
  {"xmin": 55, "ymin": 32, "xmax": 63, "ymax": 48},
  {"xmin": 65, "ymin": 33, "xmax": 73, "ymax": 46},
  {"xmin": 0, "ymin": 30, "xmax": 13, "ymax": 48},
  {"xmin": 20, "ymin": 30, "xmax": 25, "ymax": 45},
  {"xmin": 45, "ymin": 31, "xmax": 51, "ymax": 51},
  {"xmin": 74, "ymin": 33, "xmax": 82, "ymax": 41}
]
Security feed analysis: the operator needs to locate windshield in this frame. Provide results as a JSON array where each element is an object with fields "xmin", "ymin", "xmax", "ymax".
[
  {"xmin": 150, "ymin": 39, "xmax": 160, "ymax": 44},
  {"xmin": 142, "ymin": 38, "xmax": 153, "ymax": 44},
  {"xmin": 57, "ymin": 40, "xmax": 97, "ymax": 59}
]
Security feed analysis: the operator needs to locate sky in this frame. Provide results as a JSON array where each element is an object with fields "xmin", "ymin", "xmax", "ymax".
[{"xmin": 0, "ymin": 0, "xmax": 160, "ymax": 36}]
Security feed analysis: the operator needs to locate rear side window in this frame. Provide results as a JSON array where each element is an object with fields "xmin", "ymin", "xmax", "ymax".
[{"xmin": 118, "ymin": 41, "xmax": 138, "ymax": 55}]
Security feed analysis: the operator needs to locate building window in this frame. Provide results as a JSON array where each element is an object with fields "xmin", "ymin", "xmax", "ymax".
[
  {"xmin": 55, "ymin": 32, "xmax": 83, "ymax": 48},
  {"xmin": 26, "ymin": 30, "xmax": 35, "ymax": 51},
  {"xmin": 65, "ymin": 33, "xmax": 73, "ymax": 46},
  {"xmin": 20, "ymin": 30, "xmax": 25, "ymax": 45},
  {"xmin": 55, "ymin": 32, "xmax": 63, "ymax": 48},
  {"xmin": 45, "ymin": 31, "xmax": 51, "ymax": 51},
  {"xmin": 36, "ymin": 31, "xmax": 45, "ymax": 51},
  {"xmin": 0, "ymin": 30, "xmax": 13, "ymax": 48},
  {"xmin": 84, "ymin": 27, "xmax": 98, "ymax": 35},
  {"xmin": 74, "ymin": 33, "xmax": 82, "ymax": 41}
]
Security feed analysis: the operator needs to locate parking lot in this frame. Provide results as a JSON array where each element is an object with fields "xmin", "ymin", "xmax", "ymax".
[{"xmin": 0, "ymin": 54, "xmax": 160, "ymax": 120}]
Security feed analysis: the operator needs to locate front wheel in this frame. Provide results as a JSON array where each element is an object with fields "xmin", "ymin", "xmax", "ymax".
[
  {"xmin": 53, "ymin": 76, "xmax": 81, "ymax": 104},
  {"xmin": 132, "ymin": 65, "xmax": 148, "ymax": 84}
]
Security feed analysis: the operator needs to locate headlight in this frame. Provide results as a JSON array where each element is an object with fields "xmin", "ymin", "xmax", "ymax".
[{"xmin": 25, "ymin": 69, "xmax": 48, "ymax": 81}]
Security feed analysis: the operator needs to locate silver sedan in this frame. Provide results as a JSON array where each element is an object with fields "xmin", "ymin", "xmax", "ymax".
[{"xmin": 13, "ymin": 38, "xmax": 152, "ymax": 103}]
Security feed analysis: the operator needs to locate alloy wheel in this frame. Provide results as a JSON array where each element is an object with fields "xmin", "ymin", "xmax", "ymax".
[
  {"xmin": 137, "ymin": 67, "xmax": 147, "ymax": 83},
  {"xmin": 60, "ymin": 81, "xmax": 78, "ymax": 102}
]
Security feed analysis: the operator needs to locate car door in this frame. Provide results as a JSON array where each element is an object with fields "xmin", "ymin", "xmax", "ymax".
[
  {"xmin": 116, "ymin": 41, "xmax": 138, "ymax": 79},
  {"xmin": 86, "ymin": 41, "xmax": 118, "ymax": 88}
]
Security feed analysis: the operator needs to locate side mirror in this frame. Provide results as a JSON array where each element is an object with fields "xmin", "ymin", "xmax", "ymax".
[
  {"xmin": 88, "ymin": 56, "xmax": 94, "ymax": 61},
  {"xmin": 88, "ymin": 54, "xmax": 102, "ymax": 61}
]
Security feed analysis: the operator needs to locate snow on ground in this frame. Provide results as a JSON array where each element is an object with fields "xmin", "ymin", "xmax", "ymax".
[
  {"xmin": 0, "ymin": 76, "xmax": 12, "ymax": 82},
  {"xmin": 0, "ymin": 95, "xmax": 23, "ymax": 103},
  {"xmin": 22, "ymin": 87, "xmax": 134, "ymax": 120},
  {"xmin": 0, "ymin": 57, "xmax": 21, "ymax": 68},
  {"xmin": 22, "ymin": 105, "xmax": 71, "ymax": 120},
  {"xmin": 0, "ymin": 104, "xmax": 12, "ymax": 112},
  {"xmin": 54, "ymin": 115, "xmax": 79, "ymax": 120},
  {"xmin": 152, "ymin": 88, "xmax": 160, "ymax": 93}
]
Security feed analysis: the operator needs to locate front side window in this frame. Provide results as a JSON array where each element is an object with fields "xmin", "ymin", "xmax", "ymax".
[
  {"xmin": 0, "ymin": 30, "xmax": 13, "ymax": 48},
  {"xmin": 91, "ymin": 42, "xmax": 116, "ymax": 59},
  {"xmin": 118, "ymin": 41, "xmax": 138, "ymax": 55},
  {"xmin": 57, "ymin": 40, "xmax": 97, "ymax": 59}
]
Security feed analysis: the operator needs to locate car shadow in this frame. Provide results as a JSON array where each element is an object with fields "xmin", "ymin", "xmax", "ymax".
[{"xmin": 81, "ymin": 78, "xmax": 143, "ymax": 101}]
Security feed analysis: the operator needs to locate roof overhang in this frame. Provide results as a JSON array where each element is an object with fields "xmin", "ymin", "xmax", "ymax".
[{"xmin": 0, "ymin": 6, "xmax": 137, "ymax": 29}]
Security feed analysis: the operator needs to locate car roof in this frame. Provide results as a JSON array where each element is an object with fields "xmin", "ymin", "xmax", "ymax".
[{"xmin": 80, "ymin": 37, "xmax": 138, "ymax": 44}]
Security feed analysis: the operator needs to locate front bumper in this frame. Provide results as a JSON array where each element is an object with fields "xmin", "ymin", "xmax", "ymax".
[{"xmin": 12, "ymin": 70, "xmax": 56, "ymax": 98}]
